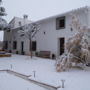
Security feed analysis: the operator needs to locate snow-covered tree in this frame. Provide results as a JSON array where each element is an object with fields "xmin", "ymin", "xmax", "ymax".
[
  {"xmin": 56, "ymin": 15, "xmax": 90, "ymax": 72},
  {"xmin": 18, "ymin": 22, "xmax": 40, "ymax": 58},
  {"xmin": 0, "ymin": 0, "xmax": 7, "ymax": 30}
]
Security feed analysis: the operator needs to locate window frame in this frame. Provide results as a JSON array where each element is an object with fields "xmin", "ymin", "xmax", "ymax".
[
  {"xmin": 56, "ymin": 16, "xmax": 66, "ymax": 30},
  {"xmin": 4, "ymin": 41, "xmax": 8, "ymax": 49},
  {"xmin": 32, "ymin": 41, "xmax": 37, "ymax": 51},
  {"xmin": 18, "ymin": 21, "xmax": 22, "ymax": 26},
  {"xmin": 13, "ymin": 41, "xmax": 17, "ymax": 50}
]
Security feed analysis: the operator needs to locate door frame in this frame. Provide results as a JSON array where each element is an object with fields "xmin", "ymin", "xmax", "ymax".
[
  {"xmin": 21, "ymin": 41, "xmax": 24, "ymax": 55},
  {"xmin": 58, "ymin": 37, "xmax": 65, "ymax": 56}
]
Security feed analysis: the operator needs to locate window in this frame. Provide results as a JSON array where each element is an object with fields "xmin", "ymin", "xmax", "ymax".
[
  {"xmin": 56, "ymin": 16, "xmax": 65, "ymax": 30},
  {"xmin": 7, "ymin": 30, "xmax": 10, "ymax": 32},
  {"xmin": 32, "ymin": 41, "xmax": 36, "ymax": 51},
  {"xmin": 59, "ymin": 38, "xmax": 65, "ymax": 55},
  {"xmin": 13, "ymin": 41, "xmax": 17, "ymax": 49},
  {"xmin": 20, "ymin": 27, "xmax": 23, "ymax": 30},
  {"xmin": 4, "ymin": 41, "xmax": 8, "ymax": 49},
  {"xmin": 18, "ymin": 21, "xmax": 21, "ymax": 26},
  {"xmin": 44, "ymin": 31, "xmax": 46, "ymax": 35}
]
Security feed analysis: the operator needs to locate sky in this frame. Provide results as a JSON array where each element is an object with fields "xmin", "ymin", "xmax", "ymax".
[{"xmin": 0, "ymin": 0, "xmax": 90, "ymax": 41}]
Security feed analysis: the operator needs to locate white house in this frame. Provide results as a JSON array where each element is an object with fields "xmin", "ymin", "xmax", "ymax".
[
  {"xmin": 3, "ymin": 16, "xmax": 32, "ymax": 55},
  {"xmin": 3, "ymin": 6, "xmax": 90, "ymax": 58}
]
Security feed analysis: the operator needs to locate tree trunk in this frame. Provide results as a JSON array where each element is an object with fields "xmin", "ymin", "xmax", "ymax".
[{"xmin": 30, "ymin": 38, "xmax": 32, "ymax": 58}]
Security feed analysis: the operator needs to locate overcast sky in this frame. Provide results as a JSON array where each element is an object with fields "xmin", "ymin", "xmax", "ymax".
[{"xmin": 0, "ymin": 0, "xmax": 90, "ymax": 41}]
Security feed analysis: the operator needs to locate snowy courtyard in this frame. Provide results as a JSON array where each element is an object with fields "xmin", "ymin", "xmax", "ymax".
[
  {"xmin": 0, "ymin": 54, "xmax": 90, "ymax": 90},
  {"xmin": 0, "ymin": 72, "xmax": 46, "ymax": 90}
]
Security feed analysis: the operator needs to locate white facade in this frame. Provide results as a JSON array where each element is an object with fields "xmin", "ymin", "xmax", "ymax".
[
  {"xmin": 36, "ymin": 7, "xmax": 90, "ymax": 57},
  {"xmin": 9, "ymin": 17, "xmax": 31, "ymax": 29},
  {"xmin": 4, "ymin": 17, "xmax": 32, "ymax": 55},
  {"xmin": 4, "ymin": 6, "xmax": 90, "ymax": 57}
]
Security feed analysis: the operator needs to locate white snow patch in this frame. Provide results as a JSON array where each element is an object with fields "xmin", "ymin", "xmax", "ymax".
[
  {"xmin": 0, "ymin": 72, "xmax": 46, "ymax": 90},
  {"xmin": 0, "ymin": 54, "xmax": 90, "ymax": 90}
]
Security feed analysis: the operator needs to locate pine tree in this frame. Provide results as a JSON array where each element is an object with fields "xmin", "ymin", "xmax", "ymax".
[{"xmin": 0, "ymin": 0, "xmax": 7, "ymax": 30}]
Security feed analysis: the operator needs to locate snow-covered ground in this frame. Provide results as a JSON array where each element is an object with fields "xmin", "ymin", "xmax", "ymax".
[
  {"xmin": 0, "ymin": 54, "xmax": 90, "ymax": 90},
  {"xmin": 0, "ymin": 72, "xmax": 46, "ymax": 90}
]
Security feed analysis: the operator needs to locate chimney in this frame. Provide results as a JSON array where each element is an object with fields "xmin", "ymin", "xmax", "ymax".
[{"xmin": 23, "ymin": 14, "xmax": 28, "ymax": 20}]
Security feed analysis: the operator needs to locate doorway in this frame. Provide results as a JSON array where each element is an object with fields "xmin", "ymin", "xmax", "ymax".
[
  {"xmin": 21, "ymin": 41, "xmax": 24, "ymax": 55},
  {"xmin": 59, "ymin": 37, "xmax": 65, "ymax": 55}
]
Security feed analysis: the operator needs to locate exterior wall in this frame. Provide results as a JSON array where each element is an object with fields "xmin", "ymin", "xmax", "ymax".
[
  {"xmin": 4, "ymin": 17, "xmax": 31, "ymax": 54},
  {"xmin": 14, "ymin": 17, "xmax": 31, "ymax": 28},
  {"xmin": 3, "ymin": 30, "xmax": 12, "ymax": 52},
  {"xmin": 11, "ymin": 30, "xmax": 30, "ymax": 55},
  {"xmin": 9, "ymin": 18, "xmax": 15, "ymax": 29},
  {"xmin": 9, "ymin": 17, "xmax": 31, "ymax": 29},
  {"xmin": 36, "ymin": 7, "xmax": 89, "ymax": 57},
  {"xmin": 3, "ymin": 7, "xmax": 90, "ymax": 57},
  {"xmin": 4, "ymin": 28, "xmax": 31, "ymax": 54}
]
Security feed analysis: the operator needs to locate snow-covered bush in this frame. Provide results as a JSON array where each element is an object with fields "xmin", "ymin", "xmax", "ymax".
[{"xmin": 56, "ymin": 15, "xmax": 90, "ymax": 72}]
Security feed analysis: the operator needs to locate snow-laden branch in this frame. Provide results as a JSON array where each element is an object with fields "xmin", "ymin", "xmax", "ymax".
[
  {"xmin": 18, "ymin": 22, "xmax": 40, "ymax": 58},
  {"xmin": 56, "ymin": 15, "xmax": 90, "ymax": 72},
  {"xmin": 18, "ymin": 23, "xmax": 40, "ymax": 39}
]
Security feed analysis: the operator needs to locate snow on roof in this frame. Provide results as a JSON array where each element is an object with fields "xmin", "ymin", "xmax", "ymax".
[
  {"xmin": 9, "ymin": 6, "xmax": 90, "ymax": 25},
  {"xmin": 34, "ymin": 6, "xmax": 90, "ymax": 23},
  {"xmin": 9, "ymin": 16, "xmax": 31, "ymax": 23},
  {"xmin": 9, "ymin": 6, "xmax": 90, "ymax": 30}
]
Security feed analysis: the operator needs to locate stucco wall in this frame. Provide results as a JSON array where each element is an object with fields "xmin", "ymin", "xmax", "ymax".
[
  {"xmin": 36, "ymin": 8, "xmax": 89, "ymax": 57},
  {"xmin": 3, "ymin": 7, "xmax": 90, "ymax": 57}
]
